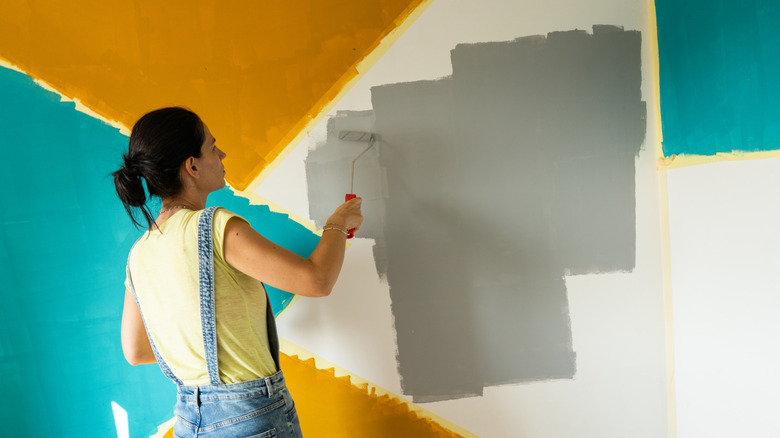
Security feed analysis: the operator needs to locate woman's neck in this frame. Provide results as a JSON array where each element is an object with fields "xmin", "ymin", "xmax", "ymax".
[
  {"xmin": 154, "ymin": 192, "xmax": 206, "ymax": 229},
  {"xmin": 160, "ymin": 189, "xmax": 207, "ymax": 213},
  {"xmin": 159, "ymin": 199, "xmax": 201, "ymax": 212}
]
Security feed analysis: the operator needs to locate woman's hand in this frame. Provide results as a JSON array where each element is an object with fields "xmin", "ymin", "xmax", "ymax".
[{"xmin": 327, "ymin": 197, "xmax": 364, "ymax": 232}]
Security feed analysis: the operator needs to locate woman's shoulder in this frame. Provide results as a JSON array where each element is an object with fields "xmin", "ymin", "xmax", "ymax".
[
  {"xmin": 208, "ymin": 207, "xmax": 244, "ymax": 220},
  {"xmin": 185, "ymin": 207, "xmax": 240, "ymax": 220},
  {"xmin": 208, "ymin": 207, "xmax": 249, "ymax": 230}
]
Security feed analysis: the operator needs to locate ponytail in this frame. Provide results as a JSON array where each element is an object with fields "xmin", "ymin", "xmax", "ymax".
[
  {"xmin": 112, "ymin": 154, "xmax": 155, "ymax": 229},
  {"xmin": 112, "ymin": 107, "xmax": 204, "ymax": 229}
]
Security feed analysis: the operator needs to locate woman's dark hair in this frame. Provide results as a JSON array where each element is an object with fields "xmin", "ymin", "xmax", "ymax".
[{"xmin": 113, "ymin": 107, "xmax": 205, "ymax": 229}]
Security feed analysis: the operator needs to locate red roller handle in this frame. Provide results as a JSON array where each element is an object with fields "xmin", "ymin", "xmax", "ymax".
[{"xmin": 345, "ymin": 194, "xmax": 357, "ymax": 238}]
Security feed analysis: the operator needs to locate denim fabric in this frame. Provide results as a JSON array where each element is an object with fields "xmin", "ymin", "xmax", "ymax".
[
  {"xmin": 173, "ymin": 371, "xmax": 303, "ymax": 438},
  {"xmin": 198, "ymin": 207, "xmax": 221, "ymax": 385}
]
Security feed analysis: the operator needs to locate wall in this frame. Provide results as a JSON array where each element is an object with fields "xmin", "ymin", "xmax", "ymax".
[
  {"xmin": 0, "ymin": 0, "xmax": 672, "ymax": 437},
  {"xmin": 0, "ymin": 2, "xmax": 455, "ymax": 436},
  {"xmin": 656, "ymin": 0, "xmax": 780, "ymax": 436},
  {"xmin": 666, "ymin": 159, "xmax": 780, "ymax": 437},
  {"xmin": 266, "ymin": 1, "xmax": 669, "ymax": 437},
  {"xmin": 0, "ymin": 0, "xmax": 428, "ymax": 191}
]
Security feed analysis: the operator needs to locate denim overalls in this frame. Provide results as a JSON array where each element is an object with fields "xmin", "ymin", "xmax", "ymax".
[{"xmin": 127, "ymin": 207, "xmax": 303, "ymax": 437}]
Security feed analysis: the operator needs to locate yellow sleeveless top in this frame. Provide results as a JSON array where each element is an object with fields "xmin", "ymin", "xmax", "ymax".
[{"xmin": 126, "ymin": 208, "xmax": 277, "ymax": 385}]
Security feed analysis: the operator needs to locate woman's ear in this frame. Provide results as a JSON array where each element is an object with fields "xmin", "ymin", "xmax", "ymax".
[{"xmin": 182, "ymin": 156, "xmax": 199, "ymax": 179}]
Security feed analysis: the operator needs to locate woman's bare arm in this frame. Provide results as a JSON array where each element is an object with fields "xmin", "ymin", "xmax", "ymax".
[
  {"xmin": 120, "ymin": 288, "xmax": 157, "ymax": 365},
  {"xmin": 223, "ymin": 197, "xmax": 363, "ymax": 297}
]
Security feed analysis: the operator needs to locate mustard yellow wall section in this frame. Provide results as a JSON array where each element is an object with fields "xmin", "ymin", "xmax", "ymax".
[
  {"xmin": 281, "ymin": 353, "xmax": 469, "ymax": 438},
  {"xmin": 0, "ymin": 0, "xmax": 427, "ymax": 190}
]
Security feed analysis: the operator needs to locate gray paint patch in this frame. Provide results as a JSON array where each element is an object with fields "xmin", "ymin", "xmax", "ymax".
[{"xmin": 306, "ymin": 26, "xmax": 645, "ymax": 402}]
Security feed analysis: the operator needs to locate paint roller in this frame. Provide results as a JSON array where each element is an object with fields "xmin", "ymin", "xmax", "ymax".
[{"xmin": 339, "ymin": 130, "xmax": 376, "ymax": 239}]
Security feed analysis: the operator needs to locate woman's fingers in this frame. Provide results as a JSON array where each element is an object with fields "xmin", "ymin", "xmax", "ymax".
[{"xmin": 329, "ymin": 197, "xmax": 364, "ymax": 230}]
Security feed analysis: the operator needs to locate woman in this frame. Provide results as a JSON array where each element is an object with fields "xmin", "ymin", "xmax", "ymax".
[{"xmin": 113, "ymin": 107, "xmax": 362, "ymax": 437}]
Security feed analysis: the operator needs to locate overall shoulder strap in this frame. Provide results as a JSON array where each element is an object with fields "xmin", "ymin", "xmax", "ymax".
[
  {"xmin": 198, "ymin": 206, "xmax": 281, "ymax": 380},
  {"xmin": 265, "ymin": 286, "xmax": 281, "ymax": 372},
  {"xmin": 197, "ymin": 206, "xmax": 221, "ymax": 385}
]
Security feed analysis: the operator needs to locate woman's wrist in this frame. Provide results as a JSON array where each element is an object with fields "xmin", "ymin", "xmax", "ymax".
[
  {"xmin": 323, "ymin": 221, "xmax": 348, "ymax": 236},
  {"xmin": 324, "ymin": 222, "xmax": 348, "ymax": 231}
]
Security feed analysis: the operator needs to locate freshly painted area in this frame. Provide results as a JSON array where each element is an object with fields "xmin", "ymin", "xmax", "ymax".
[
  {"xmin": 655, "ymin": 0, "xmax": 780, "ymax": 159},
  {"xmin": 0, "ymin": 0, "xmax": 430, "ymax": 190},
  {"xmin": 306, "ymin": 26, "xmax": 646, "ymax": 402}
]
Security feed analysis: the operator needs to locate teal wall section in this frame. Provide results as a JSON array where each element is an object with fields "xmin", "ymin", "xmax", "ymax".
[
  {"xmin": 0, "ymin": 65, "xmax": 318, "ymax": 437},
  {"xmin": 656, "ymin": 0, "xmax": 780, "ymax": 156}
]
